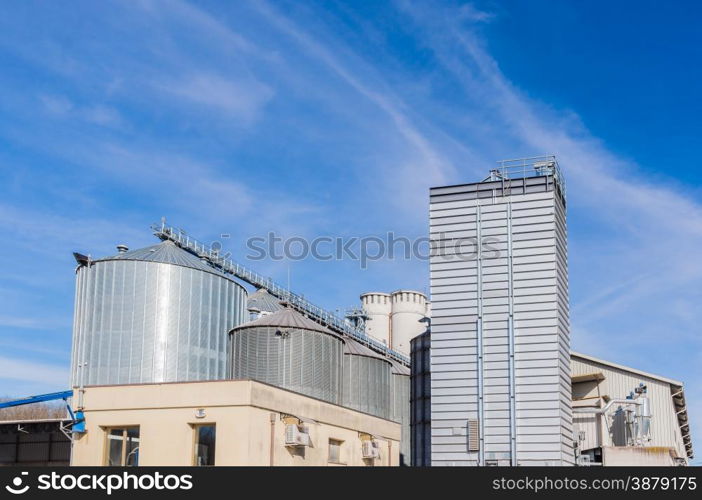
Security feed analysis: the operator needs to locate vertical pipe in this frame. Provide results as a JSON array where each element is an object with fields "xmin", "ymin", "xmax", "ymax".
[
  {"xmin": 476, "ymin": 204, "xmax": 485, "ymax": 465},
  {"xmin": 507, "ymin": 201, "xmax": 517, "ymax": 465},
  {"xmin": 78, "ymin": 257, "xmax": 91, "ymax": 409},
  {"xmin": 269, "ymin": 413, "xmax": 276, "ymax": 466}
]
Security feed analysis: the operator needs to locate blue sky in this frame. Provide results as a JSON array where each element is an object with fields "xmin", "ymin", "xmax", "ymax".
[{"xmin": 0, "ymin": 1, "xmax": 700, "ymax": 460}]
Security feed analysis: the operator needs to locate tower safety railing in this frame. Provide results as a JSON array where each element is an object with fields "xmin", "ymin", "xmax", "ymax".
[
  {"xmin": 489, "ymin": 155, "xmax": 566, "ymax": 200},
  {"xmin": 152, "ymin": 221, "xmax": 410, "ymax": 365}
]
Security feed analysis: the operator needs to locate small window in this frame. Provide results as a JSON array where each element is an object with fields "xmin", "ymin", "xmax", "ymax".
[
  {"xmin": 193, "ymin": 424, "xmax": 216, "ymax": 466},
  {"xmin": 328, "ymin": 439, "xmax": 343, "ymax": 464},
  {"xmin": 105, "ymin": 427, "xmax": 140, "ymax": 466}
]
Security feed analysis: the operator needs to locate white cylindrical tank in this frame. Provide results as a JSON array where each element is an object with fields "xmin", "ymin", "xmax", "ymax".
[
  {"xmin": 360, "ymin": 292, "xmax": 391, "ymax": 345},
  {"xmin": 390, "ymin": 290, "xmax": 428, "ymax": 356}
]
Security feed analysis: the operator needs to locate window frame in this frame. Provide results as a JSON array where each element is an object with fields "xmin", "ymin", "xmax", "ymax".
[
  {"xmin": 191, "ymin": 423, "xmax": 217, "ymax": 466},
  {"xmin": 103, "ymin": 426, "xmax": 140, "ymax": 466},
  {"xmin": 327, "ymin": 438, "xmax": 344, "ymax": 465}
]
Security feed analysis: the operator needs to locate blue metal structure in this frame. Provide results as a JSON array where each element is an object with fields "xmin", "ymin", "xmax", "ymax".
[
  {"xmin": 0, "ymin": 390, "xmax": 84, "ymax": 434},
  {"xmin": 0, "ymin": 390, "xmax": 73, "ymax": 409}
]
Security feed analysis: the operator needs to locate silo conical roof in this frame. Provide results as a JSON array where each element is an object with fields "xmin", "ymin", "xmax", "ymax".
[
  {"xmin": 96, "ymin": 241, "xmax": 231, "ymax": 280},
  {"xmin": 247, "ymin": 288, "xmax": 284, "ymax": 313},
  {"xmin": 343, "ymin": 337, "xmax": 389, "ymax": 361},
  {"xmin": 389, "ymin": 359, "xmax": 410, "ymax": 375},
  {"xmin": 231, "ymin": 307, "xmax": 340, "ymax": 337}
]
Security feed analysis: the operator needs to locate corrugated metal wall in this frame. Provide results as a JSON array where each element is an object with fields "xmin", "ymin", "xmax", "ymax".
[
  {"xmin": 391, "ymin": 372, "xmax": 411, "ymax": 465},
  {"xmin": 71, "ymin": 260, "xmax": 247, "ymax": 386},
  {"xmin": 229, "ymin": 325, "xmax": 343, "ymax": 405},
  {"xmin": 429, "ymin": 176, "xmax": 573, "ymax": 465},
  {"xmin": 411, "ymin": 331, "xmax": 431, "ymax": 466},
  {"xmin": 571, "ymin": 355, "xmax": 687, "ymax": 460},
  {"xmin": 0, "ymin": 421, "xmax": 71, "ymax": 466},
  {"xmin": 342, "ymin": 354, "xmax": 392, "ymax": 420}
]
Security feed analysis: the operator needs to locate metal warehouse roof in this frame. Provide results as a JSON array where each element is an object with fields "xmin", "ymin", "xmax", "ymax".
[
  {"xmin": 571, "ymin": 351, "xmax": 692, "ymax": 459},
  {"xmin": 96, "ymin": 241, "xmax": 233, "ymax": 280},
  {"xmin": 231, "ymin": 307, "xmax": 339, "ymax": 336},
  {"xmin": 571, "ymin": 352, "xmax": 682, "ymax": 386},
  {"xmin": 247, "ymin": 288, "xmax": 283, "ymax": 313}
]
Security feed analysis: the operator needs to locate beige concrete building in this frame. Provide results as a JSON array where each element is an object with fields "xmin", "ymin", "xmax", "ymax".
[
  {"xmin": 71, "ymin": 380, "xmax": 400, "ymax": 467},
  {"xmin": 571, "ymin": 352, "xmax": 692, "ymax": 466}
]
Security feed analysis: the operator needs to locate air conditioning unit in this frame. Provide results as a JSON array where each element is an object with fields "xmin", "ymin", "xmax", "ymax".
[
  {"xmin": 285, "ymin": 424, "xmax": 310, "ymax": 447},
  {"xmin": 361, "ymin": 440, "xmax": 380, "ymax": 459}
]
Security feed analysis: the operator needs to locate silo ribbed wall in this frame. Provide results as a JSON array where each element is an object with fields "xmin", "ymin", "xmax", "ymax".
[
  {"xmin": 70, "ymin": 259, "xmax": 246, "ymax": 386},
  {"xmin": 229, "ymin": 326, "xmax": 343, "ymax": 404},
  {"xmin": 392, "ymin": 373, "xmax": 411, "ymax": 465},
  {"xmin": 342, "ymin": 354, "xmax": 391, "ymax": 420}
]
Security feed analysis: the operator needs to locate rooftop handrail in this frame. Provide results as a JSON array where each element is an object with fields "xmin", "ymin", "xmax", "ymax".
[
  {"xmin": 491, "ymin": 155, "xmax": 566, "ymax": 199},
  {"xmin": 152, "ymin": 221, "xmax": 410, "ymax": 365}
]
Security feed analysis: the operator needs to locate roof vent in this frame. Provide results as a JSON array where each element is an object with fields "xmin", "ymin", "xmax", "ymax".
[{"xmin": 116, "ymin": 244, "xmax": 129, "ymax": 254}]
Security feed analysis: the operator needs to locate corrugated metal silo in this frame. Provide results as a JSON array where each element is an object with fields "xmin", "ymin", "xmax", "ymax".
[
  {"xmin": 229, "ymin": 307, "xmax": 344, "ymax": 404},
  {"xmin": 246, "ymin": 288, "xmax": 283, "ymax": 320},
  {"xmin": 342, "ymin": 339, "xmax": 392, "ymax": 420},
  {"xmin": 411, "ymin": 331, "xmax": 431, "ymax": 466},
  {"xmin": 70, "ymin": 241, "xmax": 247, "ymax": 386},
  {"xmin": 390, "ymin": 359, "xmax": 411, "ymax": 466}
]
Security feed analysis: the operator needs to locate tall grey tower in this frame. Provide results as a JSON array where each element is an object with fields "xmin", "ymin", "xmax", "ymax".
[{"xmin": 428, "ymin": 156, "xmax": 572, "ymax": 466}]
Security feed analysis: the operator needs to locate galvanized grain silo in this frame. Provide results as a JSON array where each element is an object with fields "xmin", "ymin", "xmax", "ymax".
[
  {"xmin": 246, "ymin": 288, "xmax": 283, "ymax": 320},
  {"xmin": 342, "ymin": 339, "xmax": 392, "ymax": 420},
  {"xmin": 390, "ymin": 359, "xmax": 411, "ymax": 466},
  {"xmin": 70, "ymin": 241, "xmax": 247, "ymax": 387},
  {"xmin": 229, "ymin": 307, "xmax": 344, "ymax": 404}
]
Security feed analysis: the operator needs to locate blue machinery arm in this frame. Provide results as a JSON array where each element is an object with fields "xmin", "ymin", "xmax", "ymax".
[
  {"xmin": 0, "ymin": 390, "xmax": 85, "ymax": 434},
  {"xmin": 0, "ymin": 390, "xmax": 73, "ymax": 409}
]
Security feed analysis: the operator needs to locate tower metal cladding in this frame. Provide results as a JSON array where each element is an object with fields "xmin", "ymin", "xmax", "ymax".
[
  {"xmin": 428, "ymin": 156, "xmax": 572, "ymax": 466},
  {"xmin": 70, "ymin": 241, "xmax": 247, "ymax": 387}
]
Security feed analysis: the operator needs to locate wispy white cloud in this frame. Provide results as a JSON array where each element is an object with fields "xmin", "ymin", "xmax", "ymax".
[
  {"xmin": 0, "ymin": 202, "xmax": 145, "ymax": 259},
  {"xmin": 40, "ymin": 94, "xmax": 124, "ymax": 127},
  {"xmin": 153, "ymin": 73, "xmax": 274, "ymax": 124},
  {"xmin": 0, "ymin": 315, "xmax": 70, "ymax": 330},
  {"xmin": 251, "ymin": 0, "xmax": 457, "ymax": 206},
  {"xmin": 0, "ymin": 356, "xmax": 68, "ymax": 386}
]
